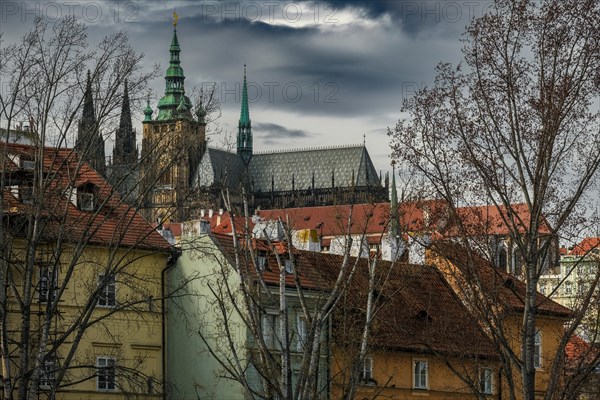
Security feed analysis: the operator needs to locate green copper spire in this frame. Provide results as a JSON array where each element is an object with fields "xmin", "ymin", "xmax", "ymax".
[
  {"xmin": 390, "ymin": 160, "xmax": 399, "ymax": 237},
  {"xmin": 156, "ymin": 20, "xmax": 192, "ymax": 121},
  {"xmin": 144, "ymin": 96, "xmax": 153, "ymax": 122},
  {"xmin": 237, "ymin": 64, "xmax": 252, "ymax": 165}
]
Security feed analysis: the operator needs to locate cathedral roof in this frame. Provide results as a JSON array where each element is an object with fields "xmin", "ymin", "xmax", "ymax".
[
  {"xmin": 194, "ymin": 147, "xmax": 246, "ymax": 189},
  {"xmin": 195, "ymin": 144, "xmax": 382, "ymax": 194},
  {"xmin": 249, "ymin": 144, "xmax": 380, "ymax": 192}
]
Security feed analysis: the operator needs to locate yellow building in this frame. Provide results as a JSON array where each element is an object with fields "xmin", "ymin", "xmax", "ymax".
[
  {"xmin": 1, "ymin": 143, "xmax": 171, "ymax": 399},
  {"xmin": 428, "ymin": 242, "xmax": 572, "ymax": 400},
  {"xmin": 330, "ymin": 262, "xmax": 499, "ymax": 400}
]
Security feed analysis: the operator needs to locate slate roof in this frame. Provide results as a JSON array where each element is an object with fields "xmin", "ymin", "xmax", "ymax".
[
  {"xmin": 2, "ymin": 143, "xmax": 171, "ymax": 251},
  {"xmin": 194, "ymin": 147, "xmax": 246, "ymax": 189},
  {"xmin": 249, "ymin": 145, "xmax": 381, "ymax": 192},
  {"xmin": 194, "ymin": 144, "xmax": 382, "ymax": 193}
]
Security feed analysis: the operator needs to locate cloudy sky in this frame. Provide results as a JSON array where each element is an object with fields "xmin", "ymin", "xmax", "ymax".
[{"xmin": 1, "ymin": 0, "xmax": 492, "ymax": 177}]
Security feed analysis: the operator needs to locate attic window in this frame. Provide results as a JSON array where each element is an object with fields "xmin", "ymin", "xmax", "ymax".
[
  {"xmin": 20, "ymin": 157, "xmax": 35, "ymax": 170},
  {"xmin": 284, "ymin": 259, "xmax": 294, "ymax": 274},
  {"xmin": 76, "ymin": 184, "xmax": 96, "ymax": 211},
  {"xmin": 257, "ymin": 255, "xmax": 267, "ymax": 271},
  {"xmin": 19, "ymin": 185, "xmax": 33, "ymax": 205},
  {"xmin": 303, "ymin": 216, "xmax": 310, "ymax": 221}
]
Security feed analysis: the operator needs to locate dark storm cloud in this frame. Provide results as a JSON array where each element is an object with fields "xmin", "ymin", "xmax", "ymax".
[{"xmin": 254, "ymin": 122, "xmax": 313, "ymax": 143}]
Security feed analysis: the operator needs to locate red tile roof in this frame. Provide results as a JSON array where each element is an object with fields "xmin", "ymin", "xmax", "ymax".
[
  {"xmin": 256, "ymin": 201, "xmax": 551, "ymax": 239},
  {"xmin": 257, "ymin": 200, "xmax": 446, "ymax": 238},
  {"xmin": 2, "ymin": 143, "xmax": 170, "ymax": 251},
  {"xmin": 569, "ymin": 237, "xmax": 600, "ymax": 256},
  {"xmin": 430, "ymin": 241, "xmax": 572, "ymax": 318},
  {"xmin": 211, "ymin": 232, "xmax": 496, "ymax": 358},
  {"xmin": 565, "ymin": 335, "xmax": 599, "ymax": 371}
]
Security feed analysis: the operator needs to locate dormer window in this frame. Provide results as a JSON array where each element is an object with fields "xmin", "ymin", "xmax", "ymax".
[
  {"xmin": 20, "ymin": 185, "xmax": 34, "ymax": 205},
  {"xmin": 20, "ymin": 157, "xmax": 35, "ymax": 170},
  {"xmin": 257, "ymin": 255, "xmax": 267, "ymax": 271},
  {"xmin": 76, "ymin": 183, "xmax": 96, "ymax": 211},
  {"xmin": 284, "ymin": 259, "xmax": 294, "ymax": 274}
]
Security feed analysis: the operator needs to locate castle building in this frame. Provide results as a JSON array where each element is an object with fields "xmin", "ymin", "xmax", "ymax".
[{"xmin": 136, "ymin": 18, "xmax": 388, "ymax": 223}]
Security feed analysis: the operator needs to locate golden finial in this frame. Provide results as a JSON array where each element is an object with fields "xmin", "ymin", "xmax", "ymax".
[{"xmin": 173, "ymin": 11, "xmax": 179, "ymax": 27}]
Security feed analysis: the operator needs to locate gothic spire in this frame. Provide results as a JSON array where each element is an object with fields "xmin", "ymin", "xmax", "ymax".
[
  {"xmin": 237, "ymin": 64, "xmax": 253, "ymax": 165},
  {"xmin": 390, "ymin": 160, "xmax": 399, "ymax": 237},
  {"xmin": 76, "ymin": 70, "xmax": 105, "ymax": 175},
  {"xmin": 114, "ymin": 80, "xmax": 137, "ymax": 165},
  {"xmin": 80, "ymin": 70, "xmax": 96, "ymax": 131}
]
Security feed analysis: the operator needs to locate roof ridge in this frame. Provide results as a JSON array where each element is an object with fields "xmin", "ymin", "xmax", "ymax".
[{"xmin": 254, "ymin": 143, "xmax": 363, "ymax": 155}]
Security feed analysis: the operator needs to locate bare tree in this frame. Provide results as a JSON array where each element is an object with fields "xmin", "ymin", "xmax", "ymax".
[
  {"xmin": 167, "ymin": 193, "xmax": 408, "ymax": 400},
  {"xmin": 0, "ymin": 16, "xmax": 200, "ymax": 400},
  {"xmin": 389, "ymin": 1, "xmax": 600, "ymax": 399}
]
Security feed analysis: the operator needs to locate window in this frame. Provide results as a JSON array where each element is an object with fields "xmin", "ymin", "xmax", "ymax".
[
  {"xmin": 479, "ymin": 367, "xmax": 493, "ymax": 394},
  {"xmin": 296, "ymin": 315, "xmax": 307, "ymax": 352},
  {"xmin": 20, "ymin": 157, "xmax": 35, "ymax": 170},
  {"xmin": 96, "ymin": 357, "xmax": 116, "ymax": 391},
  {"xmin": 257, "ymin": 255, "xmax": 267, "ymax": 271},
  {"xmin": 284, "ymin": 259, "xmax": 294, "ymax": 274},
  {"xmin": 19, "ymin": 185, "xmax": 33, "ymax": 205},
  {"xmin": 413, "ymin": 360, "xmax": 428, "ymax": 389},
  {"xmin": 361, "ymin": 357, "xmax": 373, "ymax": 382},
  {"xmin": 565, "ymin": 281, "xmax": 572, "ymax": 295},
  {"xmin": 39, "ymin": 268, "xmax": 57, "ymax": 303},
  {"xmin": 78, "ymin": 191, "xmax": 95, "ymax": 211},
  {"xmin": 261, "ymin": 314, "xmax": 276, "ymax": 348},
  {"xmin": 38, "ymin": 358, "xmax": 57, "ymax": 389},
  {"xmin": 539, "ymin": 284, "xmax": 546, "ymax": 295},
  {"xmin": 534, "ymin": 330, "xmax": 542, "ymax": 368},
  {"xmin": 97, "ymin": 274, "xmax": 116, "ymax": 307}
]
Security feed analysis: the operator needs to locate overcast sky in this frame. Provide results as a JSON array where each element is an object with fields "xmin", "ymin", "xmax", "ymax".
[{"xmin": 1, "ymin": 0, "xmax": 493, "ymax": 177}]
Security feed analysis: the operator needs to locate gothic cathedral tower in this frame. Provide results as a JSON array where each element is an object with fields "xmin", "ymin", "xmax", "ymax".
[
  {"xmin": 76, "ymin": 70, "xmax": 106, "ymax": 175},
  {"xmin": 140, "ymin": 16, "xmax": 206, "ymax": 223}
]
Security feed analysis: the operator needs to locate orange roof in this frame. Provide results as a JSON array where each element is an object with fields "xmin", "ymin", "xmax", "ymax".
[
  {"xmin": 569, "ymin": 237, "xmax": 600, "ymax": 256},
  {"xmin": 256, "ymin": 201, "xmax": 551, "ymax": 239},
  {"xmin": 257, "ymin": 200, "xmax": 447, "ymax": 238},
  {"xmin": 210, "ymin": 233, "xmax": 327, "ymax": 290},
  {"xmin": 565, "ymin": 335, "xmax": 599, "ymax": 371},
  {"xmin": 2, "ymin": 143, "xmax": 170, "ymax": 251},
  {"xmin": 430, "ymin": 241, "xmax": 572, "ymax": 318},
  {"xmin": 448, "ymin": 203, "xmax": 553, "ymax": 237}
]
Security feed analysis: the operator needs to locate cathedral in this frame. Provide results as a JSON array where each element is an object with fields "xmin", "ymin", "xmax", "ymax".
[{"xmin": 77, "ymin": 19, "xmax": 389, "ymax": 224}]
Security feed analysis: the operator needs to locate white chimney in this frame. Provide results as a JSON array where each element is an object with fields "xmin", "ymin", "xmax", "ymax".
[
  {"xmin": 200, "ymin": 209, "xmax": 205, "ymax": 217},
  {"xmin": 208, "ymin": 209, "xmax": 214, "ymax": 218}
]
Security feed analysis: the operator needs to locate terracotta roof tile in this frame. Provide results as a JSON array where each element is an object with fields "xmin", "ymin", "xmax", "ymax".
[
  {"xmin": 430, "ymin": 241, "xmax": 572, "ymax": 318},
  {"xmin": 211, "ymin": 233, "xmax": 496, "ymax": 358},
  {"xmin": 2, "ymin": 143, "xmax": 170, "ymax": 251}
]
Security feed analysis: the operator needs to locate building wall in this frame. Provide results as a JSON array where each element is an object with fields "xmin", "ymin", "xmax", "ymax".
[
  {"xmin": 331, "ymin": 349, "xmax": 499, "ymax": 399},
  {"xmin": 166, "ymin": 234, "xmax": 247, "ymax": 400},
  {"xmin": 6, "ymin": 242, "xmax": 167, "ymax": 399},
  {"xmin": 539, "ymin": 254, "xmax": 599, "ymax": 340},
  {"xmin": 167, "ymin": 233, "xmax": 330, "ymax": 399}
]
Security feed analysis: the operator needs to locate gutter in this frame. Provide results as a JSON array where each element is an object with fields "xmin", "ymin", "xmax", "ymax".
[{"xmin": 161, "ymin": 246, "xmax": 181, "ymax": 400}]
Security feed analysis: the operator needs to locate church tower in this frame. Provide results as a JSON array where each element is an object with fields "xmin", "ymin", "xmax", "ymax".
[
  {"xmin": 76, "ymin": 70, "xmax": 106, "ymax": 175},
  {"xmin": 140, "ymin": 15, "xmax": 206, "ymax": 223},
  {"xmin": 109, "ymin": 80, "xmax": 139, "ymax": 200},
  {"xmin": 237, "ymin": 65, "xmax": 252, "ymax": 165},
  {"xmin": 113, "ymin": 80, "xmax": 137, "ymax": 165}
]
